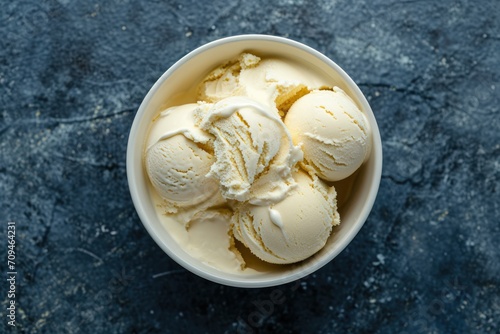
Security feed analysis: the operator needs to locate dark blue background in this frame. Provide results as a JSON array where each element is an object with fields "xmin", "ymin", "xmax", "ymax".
[{"xmin": 1, "ymin": 0, "xmax": 499, "ymax": 333}]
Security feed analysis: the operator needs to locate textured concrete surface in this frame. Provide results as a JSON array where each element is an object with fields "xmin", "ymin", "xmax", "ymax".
[{"xmin": 1, "ymin": 0, "xmax": 499, "ymax": 333}]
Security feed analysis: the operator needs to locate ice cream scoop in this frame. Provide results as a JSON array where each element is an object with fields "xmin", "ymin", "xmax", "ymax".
[
  {"xmin": 145, "ymin": 103, "xmax": 218, "ymax": 207},
  {"xmin": 232, "ymin": 170, "xmax": 340, "ymax": 264},
  {"xmin": 196, "ymin": 96, "xmax": 303, "ymax": 205},
  {"xmin": 284, "ymin": 88, "xmax": 371, "ymax": 181}
]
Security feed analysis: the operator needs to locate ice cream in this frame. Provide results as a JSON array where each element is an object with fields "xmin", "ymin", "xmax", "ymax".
[
  {"xmin": 144, "ymin": 52, "xmax": 371, "ymax": 273},
  {"xmin": 145, "ymin": 103, "xmax": 223, "ymax": 224},
  {"xmin": 195, "ymin": 96, "xmax": 302, "ymax": 205},
  {"xmin": 171, "ymin": 209, "xmax": 245, "ymax": 272},
  {"xmin": 198, "ymin": 53, "xmax": 329, "ymax": 116},
  {"xmin": 198, "ymin": 53, "xmax": 260, "ymax": 103},
  {"xmin": 284, "ymin": 88, "xmax": 371, "ymax": 181},
  {"xmin": 232, "ymin": 170, "xmax": 340, "ymax": 264}
]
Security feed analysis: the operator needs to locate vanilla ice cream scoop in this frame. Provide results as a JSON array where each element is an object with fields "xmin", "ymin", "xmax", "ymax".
[
  {"xmin": 232, "ymin": 170, "xmax": 340, "ymax": 264},
  {"xmin": 196, "ymin": 96, "xmax": 302, "ymax": 205},
  {"xmin": 284, "ymin": 88, "xmax": 371, "ymax": 181},
  {"xmin": 145, "ymin": 103, "xmax": 218, "ymax": 207}
]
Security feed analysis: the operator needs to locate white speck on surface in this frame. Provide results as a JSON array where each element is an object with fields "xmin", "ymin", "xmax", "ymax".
[
  {"xmin": 363, "ymin": 277, "xmax": 375, "ymax": 288},
  {"xmin": 465, "ymin": 240, "xmax": 475, "ymax": 247}
]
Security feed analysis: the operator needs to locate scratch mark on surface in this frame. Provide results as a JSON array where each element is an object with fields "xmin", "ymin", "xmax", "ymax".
[
  {"xmin": 151, "ymin": 270, "xmax": 185, "ymax": 279},
  {"xmin": 75, "ymin": 247, "xmax": 104, "ymax": 263}
]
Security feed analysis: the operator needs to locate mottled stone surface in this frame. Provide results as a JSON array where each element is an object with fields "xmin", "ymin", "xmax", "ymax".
[{"xmin": 1, "ymin": 0, "xmax": 499, "ymax": 333}]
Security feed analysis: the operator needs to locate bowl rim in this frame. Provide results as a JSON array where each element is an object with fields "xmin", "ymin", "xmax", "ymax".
[{"xmin": 126, "ymin": 34, "xmax": 383, "ymax": 288}]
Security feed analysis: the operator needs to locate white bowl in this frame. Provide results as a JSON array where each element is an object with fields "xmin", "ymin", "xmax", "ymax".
[{"xmin": 127, "ymin": 34, "xmax": 382, "ymax": 288}]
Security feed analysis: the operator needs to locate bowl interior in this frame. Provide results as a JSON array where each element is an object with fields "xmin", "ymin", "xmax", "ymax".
[{"xmin": 127, "ymin": 35, "xmax": 382, "ymax": 288}]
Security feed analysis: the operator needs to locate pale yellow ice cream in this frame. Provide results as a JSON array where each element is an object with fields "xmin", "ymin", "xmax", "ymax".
[
  {"xmin": 145, "ymin": 103, "xmax": 223, "ymax": 224},
  {"xmin": 198, "ymin": 53, "xmax": 261, "ymax": 103},
  {"xmin": 232, "ymin": 170, "xmax": 340, "ymax": 264},
  {"xmin": 198, "ymin": 53, "xmax": 330, "ymax": 116},
  {"xmin": 145, "ymin": 53, "xmax": 370, "ymax": 273},
  {"xmin": 170, "ymin": 210, "xmax": 245, "ymax": 272},
  {"xmin": 285, "ymin": 88, "xmax": 371, "ymax": 181},
  {"xmin": 195, "ymin": 96, "xmax": 302, "ymax": 205}
]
